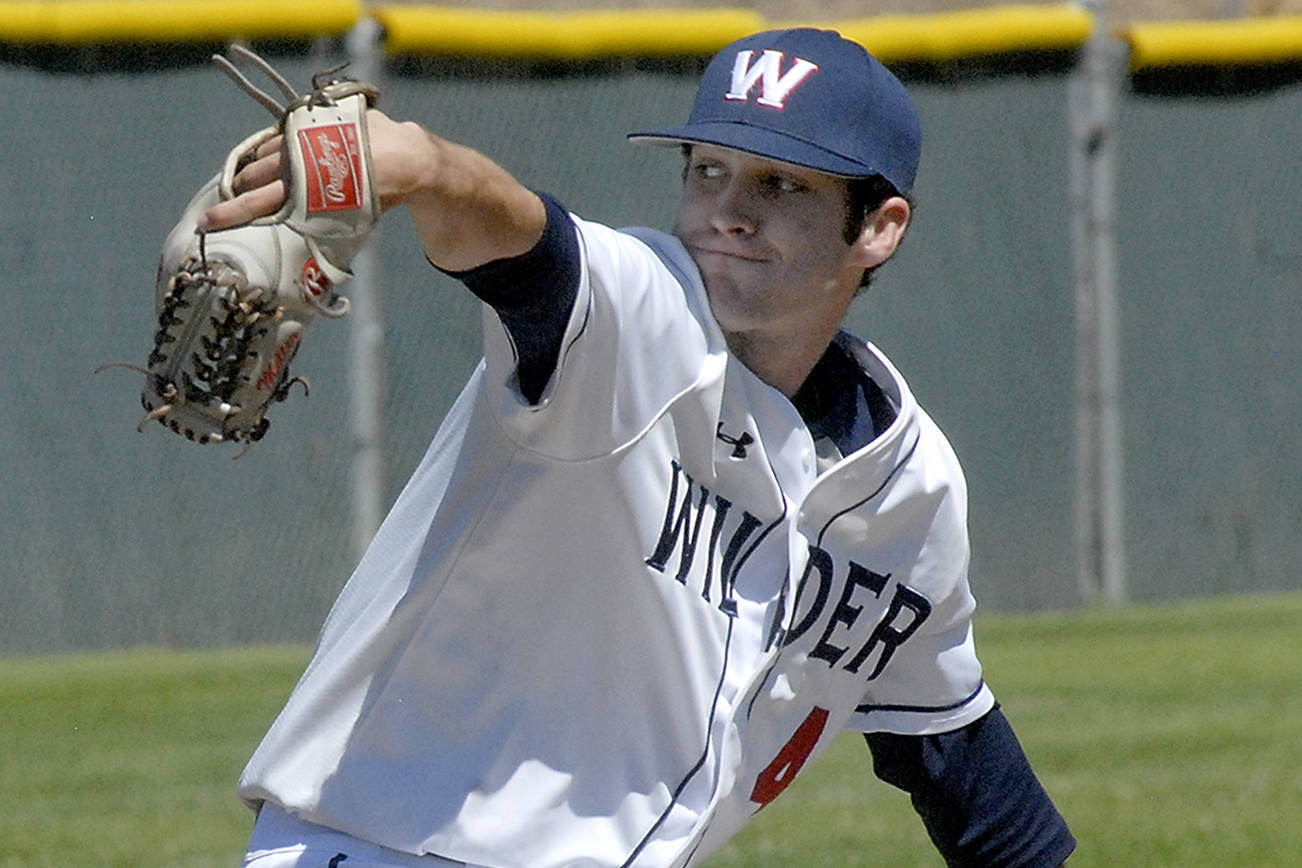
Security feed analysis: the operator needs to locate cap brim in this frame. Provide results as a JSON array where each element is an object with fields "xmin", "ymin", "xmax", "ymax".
[{"xmin": 627, "ymin": 121, "xmax": 878, "ymax": 179}]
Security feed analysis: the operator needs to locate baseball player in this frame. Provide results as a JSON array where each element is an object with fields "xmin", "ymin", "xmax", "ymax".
[{"xmin": 206, "ymin": 28, "xmax": 1076, "ymax": 868}]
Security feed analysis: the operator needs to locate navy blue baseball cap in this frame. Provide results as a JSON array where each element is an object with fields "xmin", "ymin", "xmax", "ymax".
[{"xmin": 628, "ymin": 28, "xmax": 921, "ymax": 194}]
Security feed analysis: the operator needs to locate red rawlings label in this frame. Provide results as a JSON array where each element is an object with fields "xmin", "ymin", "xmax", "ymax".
[{"xmin": 298, "ymin": 123, "xmax": 365, "ymax": 213}]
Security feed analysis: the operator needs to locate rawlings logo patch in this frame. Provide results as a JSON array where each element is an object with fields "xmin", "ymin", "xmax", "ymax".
[
  {"xmin": 299, "ymin": 123, "xmax": 364, "ymax": 212},
  {"xmin": 300, "ymin": 257, "xmax": 330, "ymax": 303}
]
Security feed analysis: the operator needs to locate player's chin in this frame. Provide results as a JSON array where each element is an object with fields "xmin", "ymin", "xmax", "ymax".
[{"xmin": 701, "ymin": 278, "xmax": 768, "ymax": 334}]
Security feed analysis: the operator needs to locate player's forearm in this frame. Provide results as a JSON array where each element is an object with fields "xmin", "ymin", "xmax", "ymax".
[
  {"xmin": 375, "ymin": 117, "xmax": 547, "ymax": 272},
  {"xmin": 200, "ymin": 110, "xmax": 546, "ymax": 274}
]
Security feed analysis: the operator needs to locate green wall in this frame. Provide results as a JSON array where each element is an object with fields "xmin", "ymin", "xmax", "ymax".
[{"xmin": 1, "ymin": 48, "xmax": 1296, "ymax": 652}]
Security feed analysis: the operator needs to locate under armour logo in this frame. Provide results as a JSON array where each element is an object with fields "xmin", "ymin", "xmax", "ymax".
[
  {"xmin": 725, "ymin": 50, "xmax": 820, "ymax": 109},
  {"xmin": 327, "ymin": 854, "xmax": 348, "ymax": 868},
  {"xmin": 716, "ymin": 421, "xmax": 754, "ymax": 459}
]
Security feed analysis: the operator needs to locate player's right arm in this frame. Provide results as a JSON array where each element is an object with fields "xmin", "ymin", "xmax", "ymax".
[{"xmin": 200, "ymin": 109, "xmax": 548, "ymax": 273}]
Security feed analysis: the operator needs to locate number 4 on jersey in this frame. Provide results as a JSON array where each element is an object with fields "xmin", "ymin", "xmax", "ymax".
[{"xmin": 750, "ymin": 706, "xmax": 829, "ymax": 808}]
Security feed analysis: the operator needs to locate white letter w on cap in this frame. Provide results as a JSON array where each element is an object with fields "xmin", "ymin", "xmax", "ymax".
[{"xmin": 725, "ymin": 50, "xmax": 819, "ymax": 109}]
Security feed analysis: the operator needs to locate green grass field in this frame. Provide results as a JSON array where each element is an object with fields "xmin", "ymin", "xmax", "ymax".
[{"xmin": 2, "ymin": 593, "xmax": 1300, "ymax": 867}]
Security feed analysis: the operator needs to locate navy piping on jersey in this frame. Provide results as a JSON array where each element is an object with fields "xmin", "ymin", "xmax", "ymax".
[
  {"xmin": 855, "ymin": 680, "xmax": 987, "ymax": 717},
  {"xmin": 624, "ymin": 510, "xmax": 787, "ymax": 868},
  {"xmin": 814, "ymin": 433, "xmax": 920, "ymax": 551},
  {"xmin": 742, "ymin": 432, "xmax": 918, "ymax": 726},
  {"xmin": 745, "ymin": 406, "xmax": 919, "ymax": 719},
  {"xmin": 619, "ymin": 614, "xmax": 737, "ymax": 868}
]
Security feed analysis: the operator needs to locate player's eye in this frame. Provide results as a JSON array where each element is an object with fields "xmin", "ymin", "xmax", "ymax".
[
  {"xmin": 764, "ymin": 174, "xmax": 806, "ymax": 195},
  {"xmin": 692, "ymin": 162, "xmax": 726, "ymax": 181}
]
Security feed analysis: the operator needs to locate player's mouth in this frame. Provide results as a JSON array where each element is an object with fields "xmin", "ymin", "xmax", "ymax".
[{"xmin": 685, "ymin": 243, "xmax": 769, "ymax": 264}]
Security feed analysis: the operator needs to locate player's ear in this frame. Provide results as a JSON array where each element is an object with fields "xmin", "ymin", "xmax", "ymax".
[{"xmin": 851, "ymin": 196, "xmax": 910, "ymax": 270}]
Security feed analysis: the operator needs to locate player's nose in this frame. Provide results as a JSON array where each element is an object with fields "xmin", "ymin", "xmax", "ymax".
[{"xmin": 707, "ymin": 181, "xmax": 759, "ymax": 236}]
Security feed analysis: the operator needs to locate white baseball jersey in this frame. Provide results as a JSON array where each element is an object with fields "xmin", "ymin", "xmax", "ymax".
[{"xmin": 238, "ymin": 213, "xmax": 994, "ymax": 868}]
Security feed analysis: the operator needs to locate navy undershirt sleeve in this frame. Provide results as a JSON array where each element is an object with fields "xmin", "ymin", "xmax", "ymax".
[
  {"xmin": 435, "ymin": 193, "xmax": 580, "ymax": 404},
  {"xmin": 865, "ymin": 706, "xmax": 1076, "ymax": 867}
]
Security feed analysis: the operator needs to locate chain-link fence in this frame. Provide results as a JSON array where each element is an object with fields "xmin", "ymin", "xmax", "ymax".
[{"xmin": 2, "ymin": 7, "xmax": 1298, "ymax": 653}]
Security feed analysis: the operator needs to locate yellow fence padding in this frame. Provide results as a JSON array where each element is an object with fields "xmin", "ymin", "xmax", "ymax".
[
  {"xmin": 370, "ymin": 5, "xmax": 766, "ymax": 59},
  {"xmin": 3, "ymin": 2, "xmax": 1302, "ymax": 71},
  {"xmin": 372, "ymin": 3, "xmax": 1093, "ymax": 61},
  {"xmin": 1123, "ymin": 15, "xmax": 1302, "ymax": 70},
  {"xmin": 0, "ymin": 0, "xmax": 361, "ymax": 44},
  {"xmin": 826, "ymin": 4, "xmax": 1094, "ymax": 64}
]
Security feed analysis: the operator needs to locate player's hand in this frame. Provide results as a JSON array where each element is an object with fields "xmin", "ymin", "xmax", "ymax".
[
  {"xmin": 198, "ymin": 135, "xmax": 286, "ymax": 231},
  {"xmin": 199, "ymin": 109, "xmax": 432, "ymax": 232}
]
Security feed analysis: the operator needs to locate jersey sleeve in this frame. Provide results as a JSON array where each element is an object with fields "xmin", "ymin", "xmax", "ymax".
[
  {"xmin": 844, "ymin": 409, "xmax": 995, "ymax": 737},
  {"xmin": 475, "ymin": 213, "xmax": 719, "ymax": 461},
  {"xmin": 846, "ymin": 576, "xmax": 993, "ymax": 736},
  {"xmin": 439, "ymin": 193, "xmax": 580, "ymax": 404}
]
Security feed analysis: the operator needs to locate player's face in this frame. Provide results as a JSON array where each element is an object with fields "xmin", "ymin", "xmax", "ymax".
[{"xmin": 672, "ymin": 146, "xmax": 867, "ymax": 341}]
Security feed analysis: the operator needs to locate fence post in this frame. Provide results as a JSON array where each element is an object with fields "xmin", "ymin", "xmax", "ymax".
[
  {"xmin": 1068, "ymin": 0, "xmax": 1127, "ymax": 604},
  {"xmin": 345, "ymin": 16, "xmax": 387, "ymax": 564}
]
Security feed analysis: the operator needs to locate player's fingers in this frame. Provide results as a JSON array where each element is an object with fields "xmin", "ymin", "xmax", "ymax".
[
  {"xmin": 198, "ymin": 179, "xmax": 286, "ymax": 232},
  {"xmin": 253, "ymin": 133, "xmax": 284, "ymax": 160},
  {"xmin": 232, "ymin": 150, "xmax": 283, "ymax": 196}
]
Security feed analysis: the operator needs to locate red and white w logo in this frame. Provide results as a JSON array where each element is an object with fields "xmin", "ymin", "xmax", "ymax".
[{"xmin": 725, "ymin": 50, "xmax": 820, "ymax": 109}]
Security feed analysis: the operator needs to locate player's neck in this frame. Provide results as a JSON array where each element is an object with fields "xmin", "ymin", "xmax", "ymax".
[
  {"xmin": 721, "ymin": 282, "xmax": 853, "ymax": 398},
  {"xmin": 724, "ymin": 327, "xmax": 838, "ymax": 399}
]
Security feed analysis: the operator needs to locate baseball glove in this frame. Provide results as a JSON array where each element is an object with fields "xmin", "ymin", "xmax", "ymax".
[{"xmin": 134, "ymin": 45, "xmax": 379, "ymax": 447}]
